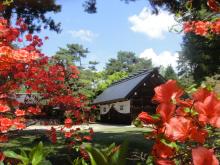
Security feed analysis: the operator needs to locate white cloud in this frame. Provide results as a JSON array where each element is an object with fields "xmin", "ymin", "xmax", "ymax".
[
  {"xmin": 68, "ymin": 29, "xmax": 98, "ymax": 42},
  {"xmin": 139, "ymin": 48, "xmax": 178, "ymax": 69},
  {"xmin": 128, "ymin": 8, "xmax": 177, "ymax": 39}
]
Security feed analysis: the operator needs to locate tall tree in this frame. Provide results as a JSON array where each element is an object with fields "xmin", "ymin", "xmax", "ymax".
[
  {"xmin": 54, "ymin": 43, "xmax": 89, "ymax": 68},
  {"xmin": 164, "ymin": 65, "xmax": 178, "ymax": 80},
  {"xmin": 178, "ymin": 33, "xmax": 220, "ymax": 83},
  {"xmin": 88, "ymin": 61, "xmax": 99, "ymax": 71},
  {"xmin": 105, "ymin": 51, "xmax": 152, "ymax": 75},
  {"xmin": 81, "ymin": 0, "xmax": 212, "ymax": 15},
  {"xmin": 95, "ymin": 71, "xmax": 129, "ymax": 94},
  {"xmin": 1, "ymin": 0, "xmax": 62, "ymax": 33}
]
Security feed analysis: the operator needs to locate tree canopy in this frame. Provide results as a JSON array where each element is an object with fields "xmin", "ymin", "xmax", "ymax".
[
  {"xmin": 54, "ymin": 43, "xmax": 89, "ymax": 68},
  {"xmin": 105, "ymin": 51, "xmax": 152, "ymax": 75},
  {"xmin": 1, "ymin": 0, "xmax": 62, "ymax": 33},
  {"xmin": 178, "ymin": 33, "xmax": 220, "ymax": 83},
  {"xmin": 164, "ymin": 65, "xmax": 178, "ymax": 80}
]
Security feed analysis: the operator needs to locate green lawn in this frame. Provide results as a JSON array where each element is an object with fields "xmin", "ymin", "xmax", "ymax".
[{"xmin": 0, "ymin": 126, "xmax": 153, "ymax": 165}]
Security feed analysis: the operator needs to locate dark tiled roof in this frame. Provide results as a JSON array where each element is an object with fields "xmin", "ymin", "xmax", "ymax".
[{"xmin": 93, "ymin": 69, "xmax": 155, "ymax": 104}]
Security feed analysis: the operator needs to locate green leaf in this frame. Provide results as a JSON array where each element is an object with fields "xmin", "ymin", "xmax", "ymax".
[
  {"xmin": 31, "ymin": 151, "xmax": 43, "ymax": 165},
  {"xmin": 31, "ymin": 142, "xmax": 44, "ymax": 165},
  {"xmin": 151, "ymin": 114, "xmax": 160, "ymax": 120},
  {"xmin": 160, "ymin": 139, "xmax": 179, "ymax": 151},
  {"xmin": 184, "ymin": 108, "xmax": 191, "ymax": 113},
  {"xmin": 132, "ymin": 119, "xmax": 143, "ymax": 128},
  {"xmin": 2, "ymin": 0, "xmax": 13, "ymax": 6},
  {"xmin": 20, "ymin": 149, "xmax": 28, "ymax": 158},
  {"xmin": 102, "ymin": 143, "xmax": 116, "ymax": 157},
  {"xmin": 39, "ymin": 160, "xmax": 52, "ymax": 165},
  {"xmin": 185, "ymin": 84, "xmax": 197, "ymax": 94},
  {"xmin": 3, "ymin": 151, "xmax": 29, "ymax": 164},
  {"xmin": 73, "ymin": 157, "xmax": 89, "ymax": 165},
  {"xmin": 146, "ymin": 155, "xmax": 154, "ymax": 165},
  {"xmin": 85, "ymin": 145, "xmax": 108, "ymax": 165},
  {"xmin": 110, "ymin": 141, "xmax": 128, "ymax": 165},
  {"xmin": 191, "ymin": 109, "xmax": 199, "ymax": 116},
  {"xmin": 185, "ymin": 1, "xmax": 192, "ymax": 11}
]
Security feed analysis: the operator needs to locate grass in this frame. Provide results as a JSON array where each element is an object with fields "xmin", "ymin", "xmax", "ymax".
[{"xmin": 0, "ymin": 126, "xmax": 153, "ymax": 165}]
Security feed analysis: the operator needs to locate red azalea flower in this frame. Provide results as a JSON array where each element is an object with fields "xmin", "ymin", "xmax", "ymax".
[
  {"xmin": 177, "ymin": 98, "xmax": 193, "ymax": 107},
  {"xmin": 64, "ymin": 118, "xmax": 73, "ymax": 128},
  {"xmin": 89, "ymin": 128, "xmax": 94, "ymax": 135},
  {"xmin": 73, "ymin": 110, "xmax": 81, "ymax": 118},
  {"xmin": 156, "ymin": 103, "xmax": 176, "ymax": 122},
  {"xmin": 0, "ymin": 135, "xmax": 8, "ymax": 143},
  {"xmin": 0, "ymin": 126, "xmax": 9, "ymax": 133},
  {"xmin": 0, "ymin": 118, "xmax": 12, "ymax": 127},
  {"xmin": 13, "ymin": 118, "xmax": 26, "ymax": 130},
  {"xmin": 211, "ymin": 19, "xmax": 220, "ymax": 34},
  {"xmin": 15, "ymin": 109, "xmax": 25, "ymax": 116},
  {"xmin": 25, "ymin": 34, "xmax": 32, "ymax": 41},
  {"xmin": 152, "ymin": 140, "xmax": 175, "ymax": 159},
  {"xmin": 69, "ymin": 141, "xmax": 76, "ymax": 146},
  {"xmin": 192, "ymin": 88, "xmax": 211, "ymax": 102},
  {"xmin": 192, "ymin": 147, "xmax": 219, "ymax": 165},
  {"xmin": 176, "ymin": 107, "xmax": 188, "ymax": 116},
  {"xmin": 15, "ymin": 123, "xmax": 26, "ymax": 130},
  {"xmin": 27, "ymin": 107, "xmax": 41, "ymax": 115},
  {"xmin": 183, "ymin": 21, "xmax": 193, "ymax": 33},
  {"xmin": 194, "ymin": 93, "xmax": 220, "ymax": 128},
  {"xmin": 80, "ymin": 148, "xmax": 89, "ymax": 160},
  {"xmin": 49, "ymin": 127, "xmax": 57, "ymax": 144},
  {"xmin": 194, "ymin": 21, "xmax": 210, "ymax": 36},
  {"xmin": 155, "ymin": 159, "xmax": 175, "ymax": 165},
  {"xmin": 207, "ymin": 0, "xmax": 220, "ymax": 12},
  {"xmin": 0, "ymin": 104, "xmax": 10, "ymax": 113},
  {"xmin": 138, "ymin": 112, "xmax": 157, "ymax": 124},
  {"xmin": 83, "ymin": 135, "xmax": 92, "ymax": 141},
  {"xmin": 65, "ymin": 131, "xmax": 73, "ymax": 138},
  {"xmin": 190, "ymin": 127, "xmax": 208, "ymax": 144},
  {"xmin": 91, "ymin": 105, "xmax": 96, "ymax": 109},
  {"xmin": 153, "ymin": 80, "xmax": 184, "ymax": 104},
  {"xmin": 0, "ymin": 152, "xmax": 5, "ymax": 161},
  {"xmin": 0, "ymin": 3, "xmax": 5, "ymax": 12},
  {"xmin": 164, "ymin": 116, "xmax": 193, "ymax": 142}
]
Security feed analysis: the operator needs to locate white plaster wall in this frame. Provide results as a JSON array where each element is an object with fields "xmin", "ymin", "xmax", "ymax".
[
  {"xmin": 100, "ymin": 104, "xmax": 111, "ymax": 115},
  {"xmin": 113, "ymin": 100, "xmax": 130, "ymax": 114},
  {"xmin": 100, "ymin": 100, "xmax": 130, "ymax": 115}
]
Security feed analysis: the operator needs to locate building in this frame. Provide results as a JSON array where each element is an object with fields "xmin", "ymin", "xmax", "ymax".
[{"xmin": 93, "ymin": 68, "xmax": 165, "ymax": 124}]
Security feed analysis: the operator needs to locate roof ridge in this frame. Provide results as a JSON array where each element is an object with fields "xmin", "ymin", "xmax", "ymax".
[{"xmin": 110, "ymin": 68, "xmax": 154, "ymax": 87}]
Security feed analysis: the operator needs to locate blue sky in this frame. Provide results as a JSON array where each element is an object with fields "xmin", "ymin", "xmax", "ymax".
[{"xmin": 38, "ymin": 0, "xmax": 183, "ymax": 70}]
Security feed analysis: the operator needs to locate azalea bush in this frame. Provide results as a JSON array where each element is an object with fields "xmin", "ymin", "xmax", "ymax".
[
  {"xmin": 135, "ymin": 80, "xmax": 220, "ymax": 164},
  {"xmin": 0, "ymin": 16, "xmax": 96, "ymax": 164},
  {"xmin": 183, "ymin": 0, "xmax": 219, "ymax": 37},
  {"xmin": 0, "ymin": 17, "xmax": 42, "ymax": 139}
]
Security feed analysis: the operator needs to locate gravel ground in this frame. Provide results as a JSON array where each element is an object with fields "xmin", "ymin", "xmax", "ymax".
[{"xmin": 25, "ymin": 123, "xmax": 134, "ymax": 131}]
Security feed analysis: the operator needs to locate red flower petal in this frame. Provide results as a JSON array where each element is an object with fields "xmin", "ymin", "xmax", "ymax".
[
  {"xmin": 156, "ymin": 103, "xmax": 176, "ymax": 122},
  {"xmin": 153, "ymin": 80, "xmax": 184, "ymax": 104},
  {"xmin": 192, "ymin": 147, "xmax": 219, "ymax": 165},
  {"xmin": 138, "ymin": 112, "xmax": 156, "ymax": 124}
]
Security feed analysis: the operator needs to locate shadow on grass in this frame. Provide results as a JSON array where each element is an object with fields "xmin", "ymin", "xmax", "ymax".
[
  {"xmin": 92, "ymin": 130, "xmax": 153, "ymax": 165},
  {"xmin": 1, "ymin": 128, "xmax": 153, "ymax": 165}
]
